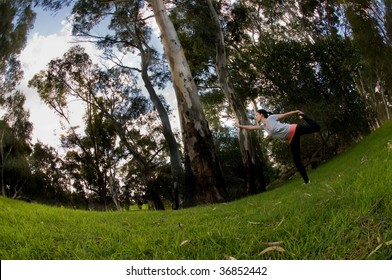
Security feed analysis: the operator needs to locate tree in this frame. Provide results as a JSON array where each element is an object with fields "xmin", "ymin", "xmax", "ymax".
[
  {"xmin": 0, "ymin": 120, "xmax": 31, "ymax": 198},
  {"xmin": 342, "ymin": 0, "xmax": 392, "ymax": 125},
  {"xmin": 3, "ymin": 91, "xmax": 33, "ymax": 142},
  {"xmin": 0, "ymin": 0, "xmax": 35, "ymax": 101},
  {"xmin": 29, "ymin": 142, "xmax": 71, "ymax": 204},
  {"xmin": 59, "ymin": 107, "xmax": 123, "ymax": 211},
  {"xmin": 0, "ymin": 1, "xmax": 37, "ymax": 199},
  {"xmin": 148, "ymin": 0, "xmax": 227, "ymax": 206},
  {"xmin": 206, "ymin": 0, "xmax": 266, "ymax": 194},
  {"xmin": 170, "ymin": 0, "xmax": 268, "ymax": 194},
  {"xmin": 29, "ymin": 46, "xmax": 170, "ymax": 210},
  {"xmin": 70, "ymin": 0, "xmax": 184, "ymax": 209},
  {"xmin": 121, "ymin": 109, "xmax": 174, "ymax": 210}
]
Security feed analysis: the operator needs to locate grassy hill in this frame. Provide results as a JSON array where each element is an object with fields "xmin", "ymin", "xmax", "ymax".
[{"xmin": 1, "ymin": 122, "xmax": 392, "ymax": 260}]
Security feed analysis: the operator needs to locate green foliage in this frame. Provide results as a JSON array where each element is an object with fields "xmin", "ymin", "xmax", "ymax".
[
  {"xmin": 3, "ymin": 91, "xmax": 33, "ymax": 141},
  {"xmin": 0, "ymin": 0, "xmax": 35, "ymax": 92},
  {"xmin": 342, "ymin": 0, "xmax": 392, "ymax": 122},
  {"xmin": 28, "ymin": 142, "xmax": 69, "ymax": 203},
  {"xmin": 1, "ymin": 121, "xmax": 391, "ymax": 259},
  {"xmin": 170, "ymin": 0, "xmax": 219, "ymax": 82},
  {"xmin": 0, "ymin": 121, "xmax": 31, "ymax": 198},
  {"xmin": 212, "ymin": 127, "xmax": 246, "ymax": 198}
]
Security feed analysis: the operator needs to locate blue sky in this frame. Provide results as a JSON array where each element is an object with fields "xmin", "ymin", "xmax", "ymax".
[{"xmin": 31, "ymin": 6, "xmax": 73, "ymax": 37}]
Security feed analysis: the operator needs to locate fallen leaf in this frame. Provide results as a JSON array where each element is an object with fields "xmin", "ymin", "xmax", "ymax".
[
  {"xmin": 261, "ymin": 241, "xmax": 284, "ymax": 246},
  {"xmin": 259, "ymin": 246, "xmax": 285, "ymax": 255},
  {"xmin": 367, "ymin": 243, "xmax": 383, "ymax": 259},
  {"xmin": 385, "ymin": 240, "xmax": 392, "ymax": 246},
  {"xmin": 248, "ymin": 221, "xmax": 261, "ymax": 225},
  {"xmin": 180, "ymin": 240, "xmax": 190, "ymax": 247},
  {"xmin": 273, "ymin": 217, "xmax": 285, "ymax": 230},
  {"xmin": 225, "ymin": 255, "xmax": 237, "ymax": 260}
]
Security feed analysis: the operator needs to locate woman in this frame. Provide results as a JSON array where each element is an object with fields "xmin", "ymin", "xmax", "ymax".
[{"xmin": 236, "ymin": 109, "xmax": 320, "ymax": 184}]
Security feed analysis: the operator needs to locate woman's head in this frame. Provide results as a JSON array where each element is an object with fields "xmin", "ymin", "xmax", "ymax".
[
  {"xmin": 257, "ymin": 109, "xmax": 269, "ymax": 118},
  {"xmin": 255, "ymin": 109, "xmax": 269, "ymax": 123}
]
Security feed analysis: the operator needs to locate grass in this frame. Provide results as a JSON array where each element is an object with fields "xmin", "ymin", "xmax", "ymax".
[{"xmin": 1, "ymin": 122, "xmax": 392, "ymax": 260}]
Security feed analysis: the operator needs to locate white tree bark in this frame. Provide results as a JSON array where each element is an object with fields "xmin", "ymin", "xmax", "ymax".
[
  {"xmin": 148, "ymin": 0, "xmax": 227, "ymax": 205},
  {"xmin": 206, "ymin": 0, "xmax": 266, "ymax": 194}
]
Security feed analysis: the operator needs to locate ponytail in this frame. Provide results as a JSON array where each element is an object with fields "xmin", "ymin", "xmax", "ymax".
[{"xmin": 257, "ymin": 109, "xmax": 270, "ymax": 118}]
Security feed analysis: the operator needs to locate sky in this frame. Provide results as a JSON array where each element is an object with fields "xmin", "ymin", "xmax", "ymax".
[
  {"xmin": 19, "ymin": 6, "xmax": 89, "ymax": 149},
  {"xmin": 18, "ymin": 6, "xmax": 179, "ymax": 150}
]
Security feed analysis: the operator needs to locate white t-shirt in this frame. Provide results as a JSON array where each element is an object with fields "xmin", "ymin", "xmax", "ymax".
[{"xmin": 261, "ymin": 114, "xmax": 291, "ymax": 142}]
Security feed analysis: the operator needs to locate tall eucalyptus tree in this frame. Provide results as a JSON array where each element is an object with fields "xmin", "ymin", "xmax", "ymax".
[
  {"xmin": 149, "ymin": 0, "xmax": 227, "ymax": 205},
  {"xmin": 206, "ymin": 0, "xmax": 266, "ymax": 194}
]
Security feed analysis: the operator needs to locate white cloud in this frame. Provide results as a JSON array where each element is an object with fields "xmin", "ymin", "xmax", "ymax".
[{"xmin": 19, "ymin": 19, "xmax": 86, "ymax": 149}]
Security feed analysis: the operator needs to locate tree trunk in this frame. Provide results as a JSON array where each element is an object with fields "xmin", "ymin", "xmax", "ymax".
[
  {"xmin": 140, "ymin": 49, "xmax": 184, "ymax": 210},
  {"xmin": 1, "ymin": 132, "xmax": 6, "ymax": 197},
  {"xmin": 149, "ymin": 0, "xmax": 227, "ymax": 206},
  {"xmin": 149, "ymin": 187, "xmax": 165, "ymax": 210},
  {"xmin": 206, "ymin": 0, "xmax": 266, "ymax": 194},
  {"xmin": 118, "ymin": 9, "xmax": 184, "ymax": 210}
]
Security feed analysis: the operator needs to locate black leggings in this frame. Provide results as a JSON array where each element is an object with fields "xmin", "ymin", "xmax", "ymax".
[{"xmin": 289, "ymin": 115, "xmax": 320, "ymax": 183}]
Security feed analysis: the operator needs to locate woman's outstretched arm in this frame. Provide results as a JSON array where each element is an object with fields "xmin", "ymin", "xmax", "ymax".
[
  {"xmin": 235, "ymin": 124, "xmax": 262, "ymax": 130},
  {"xmin": 276, "ymin": 110, "xmax": 303, "ymax": 120}
]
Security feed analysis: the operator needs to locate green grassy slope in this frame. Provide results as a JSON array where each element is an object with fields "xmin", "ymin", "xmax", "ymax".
[{"xmin": 1, "ymin": 122, "xmax": 392, "ymax": 260}]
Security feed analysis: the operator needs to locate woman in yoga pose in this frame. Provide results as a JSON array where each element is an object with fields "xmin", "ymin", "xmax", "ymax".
[{"xmin": 236, "ymin": 109, "xmax": 320, "ymax": 184}]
